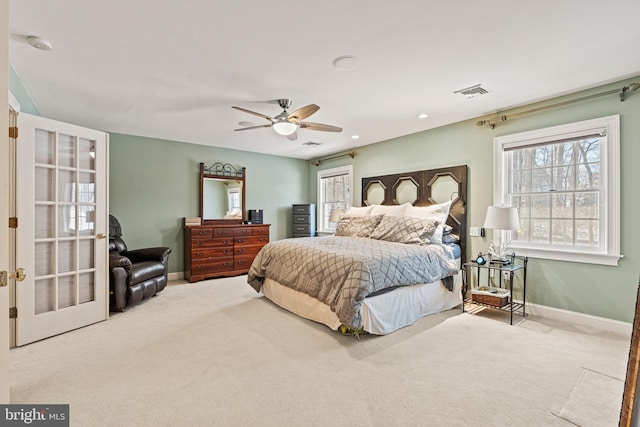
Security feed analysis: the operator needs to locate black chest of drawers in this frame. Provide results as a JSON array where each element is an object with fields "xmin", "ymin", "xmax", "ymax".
[{"xmin": 292, "ymin": 204, "xmax": 316, "ymax": 237}]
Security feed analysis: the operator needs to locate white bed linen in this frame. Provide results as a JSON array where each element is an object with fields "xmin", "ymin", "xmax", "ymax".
[{"xmin": 261, "ymin": 272, "xmax": 462, "ymax": 335}]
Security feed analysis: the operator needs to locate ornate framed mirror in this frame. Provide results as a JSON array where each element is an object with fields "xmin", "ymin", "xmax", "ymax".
[{"xmin": 199, "ymin": 162, "xmax": 246, "ymax": 224}]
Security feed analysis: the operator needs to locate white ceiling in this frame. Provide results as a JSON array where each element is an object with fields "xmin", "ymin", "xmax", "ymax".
[{"xmin": 9, "ymin": 0, "xmax": 640, "ymax": 160}]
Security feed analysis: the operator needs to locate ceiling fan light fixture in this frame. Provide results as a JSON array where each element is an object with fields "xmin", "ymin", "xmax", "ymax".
[{"xmin": 272, "ymin": 121, "xmax": 298, "ymax": 136}]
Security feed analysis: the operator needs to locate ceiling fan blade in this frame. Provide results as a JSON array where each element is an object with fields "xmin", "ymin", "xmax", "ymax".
[
  {"xmin": 232, "ymin": 106, "xmax": 273, "ymax": 121},
  {"xmin": 288, "ymin": 104, "xmax": 319, "ymax": 121},
  {"xmin": 234, "ymin": 124, "xmax": 272, "ymax": 131},
  {"xmin": 299, "ymin": 122, "xmax": 343, "ymax": 132},
  {"xmin": 286, "ymin": 131, "xmax": 298, "ymax": 141}
]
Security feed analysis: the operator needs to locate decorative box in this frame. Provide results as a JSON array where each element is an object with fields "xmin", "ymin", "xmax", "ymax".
[{"xmin": 471, "ymin": 286, "xmax": 510, "ymax": 308}]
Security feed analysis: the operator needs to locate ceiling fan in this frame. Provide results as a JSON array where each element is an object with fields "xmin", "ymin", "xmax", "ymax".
[{"xmin": 232, "ymin": 99, "xmax": 342, "ymax": 141}]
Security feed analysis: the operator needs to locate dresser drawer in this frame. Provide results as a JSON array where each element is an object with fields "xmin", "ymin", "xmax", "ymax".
[
  {"xmin": 191, "ymin": 247, "xmax": 233, "ymax": 260},
  {"xmin": 252, "ymin": 226, "xmax": 269, "ymax": 236},
  {"xmin": 190, "ymin": 227, "xmax": 214, "ymax": 238},
  {"xmin": 233, "ymin": 227, "xmax": 253, "ymax": 237},
  {"xmin": 212, "ymin": 228, "xmax": 235, "ymax": 238},
  {"xmin": 293, "ymin": 215, "xmax": 310, "ymax": 224},
  {"xmin": 191, "ymin": 257, "xmax": 234, "ymax": 273},
  {"xmin": 293, "ymin": 225, "xmax": 311, "ymax": 234},
  {"xmin": 234, "ymin": 244, "xmax": 264, "ymax": 257},
  {"xmin": 234, "ymin": 235, "xmax": 269, "ymax": 246},
  {"xmin": 234, "ymin": 255, "xmax": 257, "ymax": 270},
  {"xmin": 191, "ymin": 237, "xmax": 233, "ymax": 248},
  {"xmin": 293, "ymin": 205, "xmax": 312, "ymax": 214}
]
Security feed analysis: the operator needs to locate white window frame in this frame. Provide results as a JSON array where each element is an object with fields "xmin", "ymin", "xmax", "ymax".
[
  {"xmin": 493, "ymin": 115, "xmax": 621, "ymax": 266},
  {"xmin": 317, "ymin": 165, "xmax": 353, "ymax": 233},
  {"xmin": 227, "ymin": 188, "xmax": 240, "ymax": 211}
]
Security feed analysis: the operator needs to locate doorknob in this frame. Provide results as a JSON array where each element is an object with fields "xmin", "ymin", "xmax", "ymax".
[
  {"xmin": 96, "ymin": 233, "xmax": 106, "ymax": 239},
  {"xmin": 0, "ymin": 268, "xmax": 26, "ymax": 287}
]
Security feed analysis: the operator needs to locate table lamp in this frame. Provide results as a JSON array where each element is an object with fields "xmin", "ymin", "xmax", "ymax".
[
  {"xmin": 329, "ymin": 208, "xmax": 345, "ymax": 224},
  {"xmin": 483, "ymin": 206, "xmax": 520, "ymax": 263}
]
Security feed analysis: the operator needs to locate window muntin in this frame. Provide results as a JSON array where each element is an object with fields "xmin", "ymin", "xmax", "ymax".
[
  {"xmin": 493, "ymin": 115, "xmax": 621, "ymax": 266},
  {"xmin": 317, "ymin": 165, "xmax": 352, "ymax": 233}
]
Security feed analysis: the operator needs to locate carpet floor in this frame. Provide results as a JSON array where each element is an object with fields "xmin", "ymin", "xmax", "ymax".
[{"xmin": 9, "ymin": 276, "xmax": 631, "ymax": 426}]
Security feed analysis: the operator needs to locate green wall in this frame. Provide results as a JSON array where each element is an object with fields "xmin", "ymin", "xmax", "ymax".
[
  {"xmin": 109, "ymin": 134, "xmax": 309, "ymax": 273},
  {"xmin": 9, "ymin": 64, "xmax": 39, "ymax": 115},
  {"xmin": 311, "ymin": 75, "xmax": 640, "ymax": 323}
]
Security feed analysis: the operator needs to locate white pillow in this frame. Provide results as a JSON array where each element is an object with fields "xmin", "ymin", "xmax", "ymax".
[
  {"xmin": 369, "ymin": 203, "xmax": 410, "ymax": 217},
  {"xmin": 405, "ymin": 201, "xmax": 452, "ymax": 244},
  {"xmin": 344, "ymin": 205, "xmax": 374, "ymax": 217}
]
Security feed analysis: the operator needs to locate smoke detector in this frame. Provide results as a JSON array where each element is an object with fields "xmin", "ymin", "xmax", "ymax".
[{"xmin": 454, "ymin": 84, "xmax": 490, "ymax": 98}]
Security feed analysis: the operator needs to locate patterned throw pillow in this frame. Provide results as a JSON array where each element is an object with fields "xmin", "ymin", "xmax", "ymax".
[
  {"xmin": 369, "ymin": 215, "xmax": 440, "ymax": 244},
  {"xmin": 335, "ymin": 215, "xmax": 384, "ymax": 237},
  {"xmin": 405, "ymin": 201, "xmax": 452, "ymax": 245}
]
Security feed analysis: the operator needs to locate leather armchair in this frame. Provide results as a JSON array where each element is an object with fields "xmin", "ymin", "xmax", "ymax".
[{"xmin": 108, "ymin": 215, "xmax": 172, "ymax": 312}]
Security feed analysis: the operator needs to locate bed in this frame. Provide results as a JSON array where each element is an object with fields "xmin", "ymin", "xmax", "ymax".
[{"xmin": 247, "ymin": 165, "xmax": 468, "ymax": 335}]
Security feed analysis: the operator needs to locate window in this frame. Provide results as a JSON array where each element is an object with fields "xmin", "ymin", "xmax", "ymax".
[
  {"xmin": 317, "ymin": 165, "xmax": 353, "ymax": 233},
  {"xmin": 227, "ymin": 188, "xmax": 240, "ymax": 211},
  {"xmin": 493, "ymin": 115, "xmax": 621, "ymax": 266}
]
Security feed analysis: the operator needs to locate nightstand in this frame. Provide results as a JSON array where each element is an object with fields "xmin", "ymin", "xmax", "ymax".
[{"xmin": 462, "ymin": 254, "xmax": 528, "ymax": 325}]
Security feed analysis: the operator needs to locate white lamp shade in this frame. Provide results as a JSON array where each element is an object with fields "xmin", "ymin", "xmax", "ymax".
[
  {"xmin": 272, "ymin": 121, "xmax": 298, "ymax": 136},
  {"xmin": 329, "ymin": 208, "xmax": 345, "ymax": 222},
  {"xmin": 483, "ymin": 206, "xmax": 520, "ymax": 230}
]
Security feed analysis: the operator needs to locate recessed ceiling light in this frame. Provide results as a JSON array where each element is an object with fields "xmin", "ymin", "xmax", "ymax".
[
  {"xmin": 332, "ymin": 55, "xmax": 359, "ymax": 71},
  {"xmin": 27, "ymin": 36, "xmax": 53, "ymax": 51},
  {"xmin": 417, "ymin": 113, "xmax": 429, "ymax": 119},
  {"xmin": 351, "ymin": 135, "xmax": 360, "ymax": 139}
]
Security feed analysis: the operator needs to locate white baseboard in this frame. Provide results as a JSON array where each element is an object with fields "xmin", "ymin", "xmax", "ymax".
[
  {"xmin": 168, "ymin": 271, "xmax": 184, "ymax": 281},
  {"xmin": 526, "ymin": 301, "xmax": 631, "ymax": 336}
]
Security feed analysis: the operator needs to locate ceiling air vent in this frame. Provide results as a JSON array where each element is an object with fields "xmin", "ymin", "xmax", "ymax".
[
  {"xmin": 454, "ymin": 84, "xmax": 490, "ymax": 98},
  {"xmin": 302, "ymin": 141, "xmax": 322, "ymax": 146}
]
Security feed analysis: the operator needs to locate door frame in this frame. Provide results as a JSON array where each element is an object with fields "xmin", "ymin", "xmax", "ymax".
[{"xmin": 1, "ymin": 2, "xmax": 11, "ymax": 402}]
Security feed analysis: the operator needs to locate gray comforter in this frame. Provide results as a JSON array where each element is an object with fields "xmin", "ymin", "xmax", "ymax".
[{"xmin": 247, "ymin": 236, "xmax": 459, "ymax": 329}]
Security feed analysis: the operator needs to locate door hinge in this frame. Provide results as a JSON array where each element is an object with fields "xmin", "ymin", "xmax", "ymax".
[
  {"xmin": 9, "ymin": 126, "xmax": 18, "ymax": 139},
  {"xmin": 9, "ymin": 307, "xmax": 17, "ymax": 319},
  {"xmin": 9, "ymin": 217, "xmax": 18, "ymax": 228}
]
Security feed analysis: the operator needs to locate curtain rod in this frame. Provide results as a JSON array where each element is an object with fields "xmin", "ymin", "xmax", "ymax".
[
  {"xmin": 310, "ymin": 151, "xmax": 356, "ymax": 166},
  {"xmin": 476, "ymin": 82, "xmax": 639, "ymax": 129}
]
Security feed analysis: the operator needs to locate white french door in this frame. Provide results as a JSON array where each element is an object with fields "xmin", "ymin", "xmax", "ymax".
[{"xmin": 15, "ymin": 113, "xmax": 108, "ymax": 346}]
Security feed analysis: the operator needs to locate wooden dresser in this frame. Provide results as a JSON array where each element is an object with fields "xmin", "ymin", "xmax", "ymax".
[{"xmin": 184, "ymin": 223, "xmax": 270, "ymax": 282}]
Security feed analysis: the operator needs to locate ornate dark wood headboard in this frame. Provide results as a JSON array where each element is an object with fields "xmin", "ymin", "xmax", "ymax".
[{"xmin": 361, "ymin": 165, "xmax": 468, "ymax": 262}]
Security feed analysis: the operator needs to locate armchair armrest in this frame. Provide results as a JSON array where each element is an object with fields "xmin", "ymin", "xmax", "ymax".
[
  {"xmin": 109, "ymin": 252, "xmax": 132, "ymax": 272},
  {"xmin": 109, "ymin": 266, "xmax": 128, "ymax": 312},
  {"xmin": 126, "ymin": 247, "xmax": 172, "ymax": 263}
]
